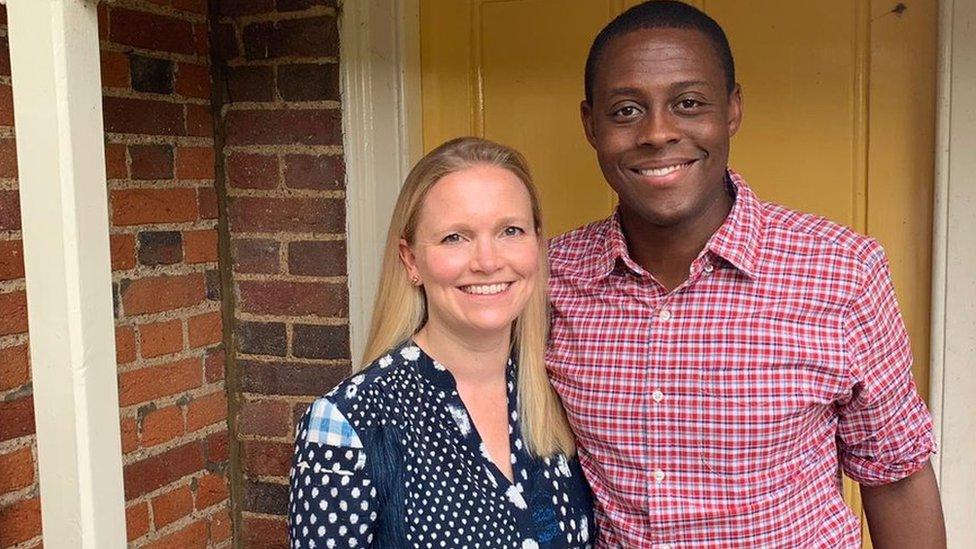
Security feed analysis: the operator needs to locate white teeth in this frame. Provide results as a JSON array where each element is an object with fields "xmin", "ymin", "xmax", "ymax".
[
  {"xmin": 461, "ymin": 283, "xmax": 509, "ymax": 295},
  {"xmin": 637, "ymin": 161, "xmax": 693, "ymax": 177}
]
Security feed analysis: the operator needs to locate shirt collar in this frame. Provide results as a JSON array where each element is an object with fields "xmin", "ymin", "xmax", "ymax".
[
  {"xmin": 598, "ymin": 168, "xmax": 762, "ymax": 280},
  {"xmin": 598, "ymin": 211, "xmax": 645, "ymax": 278},
  {"xmin": 705, "ymin": 170, "xmax": 761, "ymax": 279}
]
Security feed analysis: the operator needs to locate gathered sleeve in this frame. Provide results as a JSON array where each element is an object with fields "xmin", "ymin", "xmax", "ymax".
[
  {"xmin": 288, "ymin": 398, "xmax": 379, "ymax": 547},
  {"xmin": 836, "ymin": 243, "xmax": 936, "ymax": 486}
]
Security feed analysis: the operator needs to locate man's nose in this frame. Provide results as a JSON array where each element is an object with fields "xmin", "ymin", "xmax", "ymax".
[{"xmin": 637, "ymin": 108, "xmax": 680, "ymax": 148}]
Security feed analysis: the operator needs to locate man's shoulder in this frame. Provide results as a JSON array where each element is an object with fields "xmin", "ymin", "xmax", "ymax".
[
  {"xmin": 548, "ymin": 217, "xmax": 612, "ymax": 275},
  {"xmin": 759, "ymin": 200, "xmax": 884, "ymax": 266}
]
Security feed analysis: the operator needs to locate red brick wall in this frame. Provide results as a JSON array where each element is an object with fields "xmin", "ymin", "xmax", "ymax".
[
  {"xmin": 0, "ymin": 1, "xmax": 348, "ymax": 545},
  {"xmin": 101, "ymin": 1, "xmax": 231, "ymax": 546},
  {"xmin": 213, "ymin": 0, "xmax": 348, "ymax": 545},
  {"xmin": 1, "ymin": 2, "xmax": 231, "ymax": 547}
]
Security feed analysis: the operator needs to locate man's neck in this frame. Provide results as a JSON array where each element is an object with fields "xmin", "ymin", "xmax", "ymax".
[{"xmin": 620, "ymin": 189, "xmax": 734, "ymax": 292}]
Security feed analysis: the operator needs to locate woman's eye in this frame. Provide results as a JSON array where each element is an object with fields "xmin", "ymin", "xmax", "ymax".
[
  {"xmin": 441, "ymin": 233, "xmax": 461, "ymax": 244},
  {"xmin": 503, "ymin": 226, "xmax": 525, "ymax": 237}
]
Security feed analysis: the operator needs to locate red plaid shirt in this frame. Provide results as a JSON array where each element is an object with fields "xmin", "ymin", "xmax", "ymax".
[{"xmin": 546, "ymin": 171, "xmax": 935, "ymax": 548}]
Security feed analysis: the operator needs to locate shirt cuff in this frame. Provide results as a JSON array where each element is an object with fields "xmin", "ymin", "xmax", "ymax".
[{"xmin": 841, "ymin": 430, "xmax": 937, "ymax": 487}]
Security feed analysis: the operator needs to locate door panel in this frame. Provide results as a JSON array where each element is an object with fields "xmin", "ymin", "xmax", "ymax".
[
  {"xmin": 420, "ymin": 2, "xmax": 936, "ymax": 545},
  {"xmin": 708, "ymin": 0, "xmax": 860, "ymax": 225},
  {"xmin": 865, "ymin": 0, "xmax": 936, "ymax": 397}
]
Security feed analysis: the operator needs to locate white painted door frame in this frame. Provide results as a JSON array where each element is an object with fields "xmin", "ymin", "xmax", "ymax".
[
  {"xmin": 344, "ymin": 0, "xmax": 974, "ymax": 541},
  {"xmin": 928, "ymin": 0, "xmax": 976, "ymax": 544},
  {"xmin": 6, "ymin": 0, "xmax": 127, "ymax": 546},
  {"xmin": 340, "ymin": 0, "xmax": 422, "ymax": 367}
]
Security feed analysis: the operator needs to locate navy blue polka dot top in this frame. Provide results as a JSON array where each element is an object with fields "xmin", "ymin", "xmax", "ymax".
[{"xmin": 288, "ymin": 341, "xmax": 595, "ymax": 548}]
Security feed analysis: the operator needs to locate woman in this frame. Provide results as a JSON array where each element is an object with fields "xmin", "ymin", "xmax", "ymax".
[{"xmin": 288, "ymin": 137, "xmax": 594, "ymax": 548}]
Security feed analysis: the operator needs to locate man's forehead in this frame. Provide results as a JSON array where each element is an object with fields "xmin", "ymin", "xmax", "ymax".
[
  {"xmin": 594, "ymin": 28, "xmax": 726, "ymax": 89},
  {"xmin": 606, "ymin": 27, "xmax": 721, "ymax": 66}
]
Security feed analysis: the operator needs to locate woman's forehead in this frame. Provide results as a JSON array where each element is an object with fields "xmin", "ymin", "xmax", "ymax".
[{"xmin": 418, "ymin": 167, "xmax": 534, "ymax": 227}]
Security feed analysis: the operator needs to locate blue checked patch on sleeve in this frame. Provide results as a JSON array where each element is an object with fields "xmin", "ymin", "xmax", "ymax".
[{"xmin": 306, "ymin": 398, "xmax": 364, "ymax": 448}]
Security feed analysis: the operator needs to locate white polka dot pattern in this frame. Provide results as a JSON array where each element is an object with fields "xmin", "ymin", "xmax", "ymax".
[{"xmin": 288, "ymin": 342, "xmax": 595, "ymax": 548}]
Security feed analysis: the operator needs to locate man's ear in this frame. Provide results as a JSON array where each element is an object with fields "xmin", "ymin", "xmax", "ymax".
[
  {"xmin": 727, "ymin": 84, "xmax": 743, "ymax": 137},
  {"xmin": 398, "ymin": 238, "xmax": 420, "ymax": 282},
  {"xmin": 581, "ymin": 100, "xmax": 597, "ymax": 148}
]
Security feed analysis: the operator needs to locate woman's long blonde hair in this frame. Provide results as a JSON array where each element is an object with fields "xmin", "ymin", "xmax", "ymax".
[{"xmin": 359, "ymin": 136, "xmax": 575, "ymax": 457}]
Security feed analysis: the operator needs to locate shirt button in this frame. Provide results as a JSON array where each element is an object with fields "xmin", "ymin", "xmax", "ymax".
[
  {"xmin": 653, "ymin": 469, "xmax": 665, "ymax": 482},
  {"xmin": 652, "ymin": 390, "xmax": 664, "ymax": 403},
  {"xmin": 704, "ymin": 263, "xmax": 714, "ymax": 273},
  {"xmin": 658, "ymin": 309, "xmax": 672, "ymax": 321}
]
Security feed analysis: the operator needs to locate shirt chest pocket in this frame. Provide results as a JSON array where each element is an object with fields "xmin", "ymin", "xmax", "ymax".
[{"xmin": 697, "ymin": 316, "xmax": 843, "ymax": 495}]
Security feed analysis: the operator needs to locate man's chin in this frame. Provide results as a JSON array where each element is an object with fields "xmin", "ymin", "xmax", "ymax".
[
  {"xmin": 613, "ymin": 188, "xmax": 684, "ymax": 222},
  {"xmin": 638, "ymin": 211, "xmax": 689, "ymax": 229}
]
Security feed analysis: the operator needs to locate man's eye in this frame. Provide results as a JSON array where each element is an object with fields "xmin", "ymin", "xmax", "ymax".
[
  {"xmin": 677, "ymin": 99, "xmax": 703, "ymax": 110},
  {"xmin": 503, "ymin": 226, "xmax": 525, "ymax": 237},
  {"xmin": 441, "ymin": 233, "xmax": 461, "ymax": 244},
  {"xmin": 613, "ymin": 105, "xmax": 641, "ymax": 118}
]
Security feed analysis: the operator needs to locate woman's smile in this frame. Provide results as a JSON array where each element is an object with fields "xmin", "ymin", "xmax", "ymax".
[{"xmin": 458, "ymin": 282, "xmax": 513, "ymax": 296}]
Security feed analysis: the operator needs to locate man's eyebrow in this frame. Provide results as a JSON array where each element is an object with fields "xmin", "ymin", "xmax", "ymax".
[
  {"xmin": 670, "ymin": 80, "xmax": 713, "ymax": 91},
  {"xmin": 606, "ymin": 81, "xmax": 715, "ymax": 98},
  {"xmin": 606, "ymin": 86, "xmax": 644, "ymax": 98}
]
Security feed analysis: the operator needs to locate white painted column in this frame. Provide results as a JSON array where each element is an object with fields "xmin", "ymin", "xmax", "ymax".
[
  {"xmin": 6, "ymin": 0, "xmax": 127, "ymax": 547},
  {"xmin": 930, "ymin": 0, "xmax": 976, "ymax": 545},
  {"xmin": 341, "ymin": 0, "xmax": 422, "ymax": 366}
]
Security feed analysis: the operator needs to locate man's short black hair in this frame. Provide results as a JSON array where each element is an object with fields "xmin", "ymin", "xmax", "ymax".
[{"xmin": 584, "ymin": 0, "xmax": 736, "ymax": 103}]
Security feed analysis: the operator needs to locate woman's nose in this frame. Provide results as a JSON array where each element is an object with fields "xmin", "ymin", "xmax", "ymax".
[{"xmin": 470, "ymin": 239, "xmax": 502, "ymax": 273}]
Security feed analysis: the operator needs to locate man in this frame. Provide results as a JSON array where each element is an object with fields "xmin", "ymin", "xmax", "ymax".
[{"xmin": 546, "ymin": 1, "xmax": 945, "ymax": 547}]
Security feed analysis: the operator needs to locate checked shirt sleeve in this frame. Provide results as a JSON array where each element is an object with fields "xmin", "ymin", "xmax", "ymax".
[
  {"xmin": 288, "ymin": 398, "xmax": 379, "ymax": 548},
  {"xmin": 836, "ymin": 243, "xmax": 936, "ymax": 486}
]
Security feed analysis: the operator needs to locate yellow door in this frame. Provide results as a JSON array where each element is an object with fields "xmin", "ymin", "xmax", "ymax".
[{"xmin": 420, "ymin": 1, "xmax": 937, "ymax": 545}]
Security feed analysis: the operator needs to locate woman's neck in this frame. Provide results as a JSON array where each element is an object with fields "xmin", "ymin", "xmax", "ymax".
[{"xmin": 413, "ymin": 322, "xmax": 510, "ymax": 386}]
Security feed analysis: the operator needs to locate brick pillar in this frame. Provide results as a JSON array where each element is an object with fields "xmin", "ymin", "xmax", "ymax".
[
  {"xmin": 212, "ymin": 1, "xmax": 348, "ymax": 546},
  {"xmin": 100, "ymin": 1, "xmax": 231, "ymax": 547}
]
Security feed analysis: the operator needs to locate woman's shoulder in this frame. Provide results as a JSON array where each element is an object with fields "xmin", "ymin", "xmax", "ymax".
[
  {"xmin": 295, "ymin": 341, "xmax": 424, "ymax": 442},
  {"xmin": 332, "ymin": 341, "xmax": 425, "ymax": 403}
]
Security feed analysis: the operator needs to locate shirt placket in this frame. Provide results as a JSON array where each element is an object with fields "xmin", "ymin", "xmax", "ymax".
[
  {"xmin": 643, "ymin": 258, "xmax": 715, "ymax": 548},
  {"xmin": 634, "ymin": 273, "xmax": 668, "ymax": 542}
]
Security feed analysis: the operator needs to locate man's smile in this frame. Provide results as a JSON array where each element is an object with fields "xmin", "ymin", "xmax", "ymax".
[
  {"xmin": 629, "ymin": 159, "xmax": 698, "ymax": 177},
  {"xmin": 625, "ymin": 158, "xmax": 700, "ymax": 186}
]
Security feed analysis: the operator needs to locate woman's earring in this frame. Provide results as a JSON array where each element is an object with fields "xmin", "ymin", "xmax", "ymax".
[{"xmin": 411, "ymin": 275, "xmax": 421, "ymax": 286}]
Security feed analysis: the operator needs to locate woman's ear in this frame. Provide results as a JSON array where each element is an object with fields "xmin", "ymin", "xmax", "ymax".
[{"xmin": 398, "ymin": 238, "xmax": 420, "ymax": 283}]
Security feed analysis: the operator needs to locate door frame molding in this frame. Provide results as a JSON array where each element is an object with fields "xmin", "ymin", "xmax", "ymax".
[
  {"xmin": 346, "ymin": 2, "xmax": 972, "ymax": 538},
  {"xmin": 929, "ymin": 0, "xmax": 976, "ymax": 543},
  {"xmin": 340, "ymin": 0, "xmax": 422, "ymax": 367}
]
